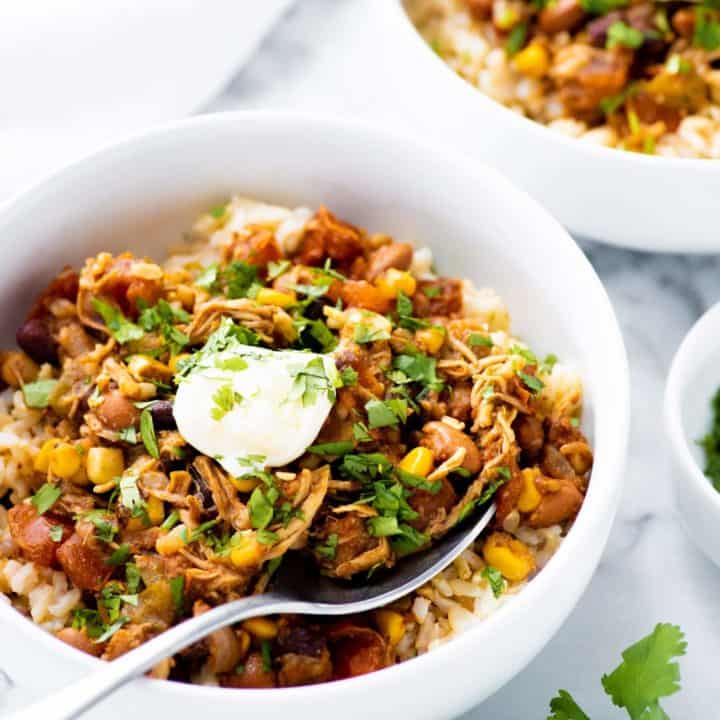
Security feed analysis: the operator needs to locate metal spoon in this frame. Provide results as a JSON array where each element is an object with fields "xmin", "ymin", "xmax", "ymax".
[{"xmin": 10, "ymin": 504, "xmax": 495, "ymax": 720}]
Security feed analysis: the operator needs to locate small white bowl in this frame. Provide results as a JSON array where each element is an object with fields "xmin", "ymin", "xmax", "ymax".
[
  {"xmin": 665, "ymin": 302, "xmax": 720, "ymax": 568},
  {"xmin": 376, "ymin": 0, "xmax": 720, "ymax": 253},
  {"xmin": 0, "ymin": 111, "xmax": 629, "ymax": 718}
]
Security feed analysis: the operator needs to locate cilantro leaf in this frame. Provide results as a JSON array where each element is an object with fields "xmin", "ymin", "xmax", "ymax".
[
  {"xmin": 340, "ymin": 367, "xmax": 358, "ymax": 386},
  {"xmin": 248, "ymin": 486, "xmax": 275, "ymax": 530},
  {"xmin": 354, "ymin": 324, "xmax": 391, "ymax": 344},
  {"xmin": 468, "ymin": 333, "xmax": 493, "ymax": 348},
  {"xmin": 267, "ymin": 260, "xmax": 291, "ymax": 280},
  {"xmin": 396, "ymin": 291, "xmax": 429, "ymax": 331},
  {"xmin": 694, "ymin": 7, "xmax": 720, "ymax": 50},
  {"xmin": 580, "ymin": 0, "xmax": 628, "ymax": 13},
  {"xmin": 547, "ymin": 690, "xmax": 592, "ymax": 720},
  {"xmin": 601, "ymin": 624, "xmax": 686, "ymax": 718},
  {"xmin": 481, "ymin": 565, "xmax": 505, "ymax": 598},
  {"xmin": 91, "ymin": 297, "xmax": 144, "ymax": 344},
  {"xmin": 139, "ymin": 407, "xmax": 159, "ymax": 459},
  {"xmin": 49, "ymin": 525, "xmax": 64, "ymax": 542},
  {"xmin": 211, "ymin": 383, "xmax": 242, "ymax": 421},
  {"xmin": 169, "ymin": 575, "xmax": 185, "ymax": 614},
  {"xmin": 289, "ymin": 357, "xmax": 335, "ymax": 407},
  {"xmin": 516, "ymin": 370, "xmax": 545, "ymax": 394},
  {"xmin": 22, "ymin": 379, "xmax": 58, "ymax": 409},
  {"xmin": 365, "ymin": 398, "xmax": 408, "ymax": 429},
  {"xmin": 31, "ymin": 483, "xmax": 61, "ymax": 515},
  {"xmin": 505, "ymin": 21, "xmax": 527, "ymax": 55},
  {"xmin": 315, "ymin": 533, "xmax": 339, "ymax": 559},
  {"xmin": 392, "ymin": 352, "xmax": 444, "ymax": 391},
  {"xmin": 308, "ymin": 440, "xmax": 355, "ymax": 456}
]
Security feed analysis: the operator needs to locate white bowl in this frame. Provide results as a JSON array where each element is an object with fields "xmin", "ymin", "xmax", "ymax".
[
  {"xmin": 376, "ymin": 0, "xmax": 720, "ymax": 253},
  {"xmin": 665, "ymin": 302, "xmax": 720, "ymax": 568},
  {"xmin": 0, "ymin": 111, "xmax": 629, "ymax": 719}
]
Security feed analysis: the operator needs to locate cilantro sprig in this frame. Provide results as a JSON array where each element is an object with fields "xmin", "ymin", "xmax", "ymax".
[{"xmin": 547, "ymin": 623, "xmax": 687, "ymax": 720}]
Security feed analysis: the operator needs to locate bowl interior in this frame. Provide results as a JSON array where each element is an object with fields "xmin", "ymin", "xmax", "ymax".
[{"xmin": 0, "ymin": 113, "xmax": 628, "ymax": 716}]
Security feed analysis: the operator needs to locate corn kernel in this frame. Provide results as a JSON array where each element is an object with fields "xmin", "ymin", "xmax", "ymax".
[
  {"xmin": 482, "ymin": 532, "xmax": 535, "ymax": 582},
  {"xmin": 169, "ymin": 353, "xmax": 191, "ymax": 374},
  {"xmin": 34, "ymin": 438, "xmax": 61, "ymax": 473},
  {"xmin": 126, "ymin": 516, "xmax": 147, "ymax": 532},
  {"xmin": 375, "ymin": 269, "xmax": 417, "ymax": 299},
  {"xmin": 230, "ymin": 536, "xmax": 263, "ymax": 568},
  {"xmin": 49, "ymin": 443, "xmax": 82, "ymax": 479},
  {"xmin": 231, "ymin": 476, "xmax": 262, "ymax": 493},
  {"xmin": 127, "ymin": 355, "xmax": 173, "ymax": 382},
  {"xmin": 398, "ymin": 447, "xmax": 434, "ymax": 477},
  {"xmin": 375, "ymin": 610, "xmax": 406, "ymax": 645},
  {"xmin": 156, "ymin": 526, "xmax": 187, "ymax": 555},
  {"xmin": 86, "ymin": 447, "xmax": 125, "ymax": 486},
  {"xmin": 517, "ymin": 468, "xmax": 542, "ymax": 513},
  {"xmin": 415, "ymin": 327, "xmax": 445, "ymax": 355},
  {"xmin": 242, "ymin": 617, "xmax": 278, "ymax": 640},
  {"xmin": 256, "ymin": 288, "xmax": 296, "ymax": 308},
  {"xmin": 1, "ymin": 352, "xmax": 39, "ymax": 388},
  {"xmin": 147, "ymin": 495, "xmax": 165, "ymax": 526},
  {"xmin": 236, "ymin": 629, "xmax": 251, "ymax": 659},
  {"xmin": 513, "ymin": 44, "xmax": 550, "ymax": 78},
  {"xmin": 495, "ymin": 6, "xmax": 519, "ymax": 30}
]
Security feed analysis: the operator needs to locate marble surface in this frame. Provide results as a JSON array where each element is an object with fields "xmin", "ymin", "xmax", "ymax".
[{"xmin": 206, "ymin": 1, "xmax": 720, "ymax": 717}]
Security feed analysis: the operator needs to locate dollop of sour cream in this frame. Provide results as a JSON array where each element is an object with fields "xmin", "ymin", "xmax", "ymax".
[{"xmin": 174, "ymin": 343, "xmax": 338, "ymax": 476}]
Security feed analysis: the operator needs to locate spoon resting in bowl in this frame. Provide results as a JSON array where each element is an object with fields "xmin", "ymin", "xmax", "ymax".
[{"xmin": 9, "ymin": 503, "xmax": 496, "ymax": 720}]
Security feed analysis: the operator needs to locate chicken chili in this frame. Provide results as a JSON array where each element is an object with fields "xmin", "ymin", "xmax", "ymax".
[
  {"xmin": 407, "ymin": 0, "xmax": 720, "ymax": 157},
  {"xmin": 0, "ymin": 198, "xmax": 592, "ymax": 687}
]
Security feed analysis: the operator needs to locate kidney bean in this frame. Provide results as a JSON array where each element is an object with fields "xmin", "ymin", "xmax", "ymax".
[
  {"xmin": 16, "ymin": 318, "xmax": 58, "ymax": 365},
  {"xmin": 150, "ymin": 400, "xmax": 176, "ymax": 430}
]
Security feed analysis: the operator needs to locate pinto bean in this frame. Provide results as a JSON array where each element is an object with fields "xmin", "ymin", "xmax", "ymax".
[
  {"xmin": 56, "ymin": 532, "xmax": 112, "ymax": 591},
  {"xmin": 226, "ymin": 652, "xmax": 277, "ymax": 688},
  {"xmin": 513, "ymin": 414, "xmax": 544, "ymax": 457},
  {"xmin": 420, "ymin": 421, "xmax": 482, "ymax": 473},
  {"xmin": 672, "ymin": 8, "xmax": 695, "ymax": 37},
  {"xmin": 207, "ymin": 626, "xmax": 243, "ymax": 674},
  {"xmin": 365, "ymin": 243, "xmax": 413, "ymax": 281},
  {"xmin": 16, "ymin": 318, "xmax": 58, "ymax": 365},
  {"xmin": 1, "ymin": 352, "xmax": 39, "ymax": 388},
  {"xmin": 327, "ymin": 624, "xmax": 387, "ymax": 679},
  {"xmin": 407, "ymin": 476, "xmax": 457, "ymax": 531},
  {"xmin": 540, "ymin": 444, "xmax": 575, "ymax": 479},
  {"xmin": 56, "ymin": 627, "xmax": 103, "ymax": 657},
  {"xmin": 539, "ymin": 0, "xmax": 586, "ymax": 33},
  {"xmin": 494, "ymin": 471, "xmax": 522, "ymax": 524},
  {"xmin": 339, "ymin": 281, "xmax": 392, "ymax": 314},
  {"xmin": 96, "ymin": 390, "xmax": 139, "ymax": 431},
  {"xmin": 446, "ymin": 382, "xmax": 472, "ymax": 424},
  {"xmin": 8, "ymin": 504, "xmax": 71, "ymax": 567},
  {"xmin": 528, "ymin": 478, "xmax": 583, "ymax": 528}
]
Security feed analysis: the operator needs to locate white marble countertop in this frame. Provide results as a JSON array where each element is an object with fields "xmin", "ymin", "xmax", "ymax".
[{"xmin": 205, "ymin": 1, "xmax": 720, "ymax": 717}]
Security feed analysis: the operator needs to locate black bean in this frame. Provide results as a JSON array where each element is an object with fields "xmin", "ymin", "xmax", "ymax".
[
  {"xmin": 16, "ymin": 318, "xmax": 58, "ymax": 364},
  {"xmin": 150, "ymin": 400, "xmax": 176, "ymax": 430},
  {"xmin": 277, "ymin": 625, "xmax": 327, "ymax": 658}
]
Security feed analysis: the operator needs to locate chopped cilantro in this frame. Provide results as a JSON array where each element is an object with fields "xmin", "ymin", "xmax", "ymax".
[
  {"xmin": 365, "ymin": 398, "xmax": 408, "ymax": 429},
  {"xmin": 694, "ymin": 7, "xmax": 720, "ymax": 50},
  {"xmin": 340, "ymin": 452, "xmax": 393, "ymax": 482},
  {"xmin": 209, "ymin": 204, "xmax": 226, "ymax": 219},
  {"xmin": 396, "ymin": 291, "xmax": 429, "ymax": 331},
  {"xmin": 139, "ymin": 407, "xmax": 159, "ymax": 459},
  {"xmin": 353, "ymin": 422, "xmax": 373, "ymax": 443},
  {"xmin": 308, "ymin": 440, "xmax": 355, "ymax": 456},
  {"xmin": 580, "ymin": 0, "xmax": 628, "ymax": 14},
  {"xmin": 468, "ymin": 333, "xmax": 493, "ymax": 348},
  {"xmin": 49, "ymin": 525, "xmax": 64, "ymax": 542},
  {"xmin": 261, "ymin": 639, "xmax": 273, "ymax": 672},
  {"xmin": 211, "ymin": 382, "xmax": 243, "ymax": 421},
  {"xmin": 291, "ymin": 281, "xmax": 331, "ymax": 300},
  {"xmin": 367, "ymin": 515, "xmax": 400, "ymax": 537},
  {"xmin": 78, "ymin": 510, "xmax": 116, "ymax": 543},
  {"xmin": 496, "ymin": 466, "xmax": 512, "ymax": 480},
  {"xmin": 248, "ymin": 486, "xmax": 275, "ymax": 530},
  {"xmin": 195, "ymin": 263, "xmax": 219, "ymax": 290},
  {"xmin": 423, "ymin": 286, "xmax": 441, "ymax": 298},
  {"xmin": 257, "ymin": 529, "xmax": 279, "ymax": 545},
  {"xmin": 31, "ymin": 483, "xmax": 61, "ymax": 515},
  {"xmin": 481, "ymin": 565, "xmax": 505, "ymax": 598},
  {"xmin": 223, "ymin": 261, "xmax": 263, "ymax": 300},
  {"xmin": 22, "ymin": 379, "xmax": 58, "ymax": 409},
  {"xmin": 119, "ymin": 473, "xmax": 145, "ymax": 514},
  {"xmin": 391, "ymin": 524, "xmax": 429, "ymax": 557},
  {"xmin": 316, "ymin": 533, "xmax": 339, "ymax": 559},
  {"xmin": 289, "ymin": 357, "xmax": 335, "ymax": 407},
  {"xmin": 107, "ymin": 543, "xmax": 131, "ymax": 566},
  {"xmin": 606, "ymin": 20, "xmax": 644, "ymax": 48},
  {"xmin": 396, "ymin": 468, "xmax": 441, "ymax": 494},
  {"xmin": 214, "ymin": 356, "xmax": 248, "ymax": 372},
  {"xmin": 505, "ymin": 22, "xmax": 527, "ymax": 55},
  {"xmin": 548, "ymin": 690, "xmax": 591, "ymax": 720},
  {"xmin": 516, "ymin": 370, "xmax": 545, "ymax": 394},
  {"xmin": 354, "ymin": 324, "xmax": 391, "ymax": 344},
  {"xmin": 118, "ymin": 426, "xmax": 137, "ymax": 444},
  {"xmin": 570, "ymin": 417, "xmax": 580, "ymax": 428},
  {"xmin": 161, "ymin": 510, "xmax": 180, "ymax": 531},
  {"xmin": 91, "ymin": 297, "xmax": 144, "ymax": 344},
  {"xmin": 93, "ymin": 617, "xmax": 129, "ymax": 644},
  {"xmin": 340, "ymin": 367, "xmax": 358, "ymax": 387},
  {"xmin": 700, "ymin": 385, "xmax": 720, "ymax": 491},
  {"xmin": 126, "ymin": 563, "xmax": 141, "ymax": 593},
  {"xmin": 267, "ymin": 260, "xmax": 291, "ymax": 280},
  {"xmin": 137, "ymin": 299, "xmax": 190, "ymax": 356},
  {"xmin": 392, "ymin": 352, "xmax": 444, "ymax": 392},
  {"xmin": 169, "ymin": 575, "xmax": 185, "ymax": 614},
  {"xmin": 510, "ymin": 345, "xmax": 538, "ymax": 365}
]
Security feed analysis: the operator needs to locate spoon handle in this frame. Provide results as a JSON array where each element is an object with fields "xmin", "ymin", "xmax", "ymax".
[{"xmin": 10, "ymin": 592, "xmax": 308, "ymax": 720}]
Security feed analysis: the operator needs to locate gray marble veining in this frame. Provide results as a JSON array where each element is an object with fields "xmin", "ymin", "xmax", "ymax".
[{"xmin": 208, "ymin": 2, "xmax": 720, "ymax": 716}]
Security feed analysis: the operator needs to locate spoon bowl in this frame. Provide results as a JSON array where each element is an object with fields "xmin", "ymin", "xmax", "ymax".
[{"xmin": 10, "ymin": 504, "xmax": 495, "ymax": 720}]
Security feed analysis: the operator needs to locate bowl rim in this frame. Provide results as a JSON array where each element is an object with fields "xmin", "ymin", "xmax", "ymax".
[
  {"xmin": 0, "ymin": 109, "xmax": 630, "ymax": 703},
  {"xmin": 389, "ymin": 0, "xmax": 718, "ymax": 173},
  {"xmin": 664, "ymin": 301, "xmax": 720, "ymax": 514}
]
